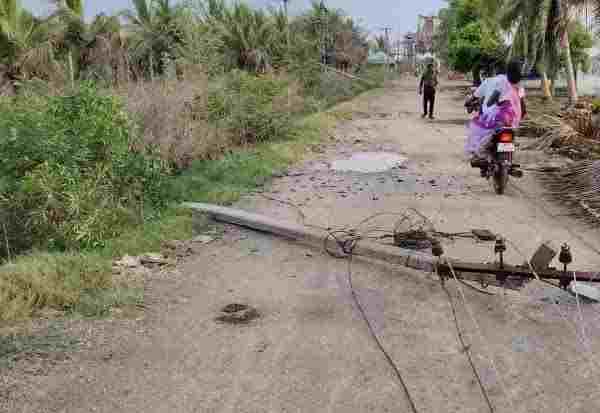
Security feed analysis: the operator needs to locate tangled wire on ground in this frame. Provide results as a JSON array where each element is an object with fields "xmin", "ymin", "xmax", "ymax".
[
  {"xmin": 262, "ymin": 193, "xmax": 599, "ymax": 412},
  {"xmin": 321, "ymin": 209, "xmax": 498, "ymax": 413},
  {"xmin": 320, "ymin": 208, "xmax": 477, "ymax": 259}
]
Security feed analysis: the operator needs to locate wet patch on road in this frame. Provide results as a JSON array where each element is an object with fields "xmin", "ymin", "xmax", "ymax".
[{"xmin": 330, "ymin": 152, "xmax": 407, "ymax": 173}]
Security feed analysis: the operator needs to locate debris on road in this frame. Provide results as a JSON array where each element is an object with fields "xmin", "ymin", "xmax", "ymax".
[
  {"xmin": 540, "ymin": 160, "xmax": 600, "ymax": 224},
  {"xmin": 216, "ymin": 304, "xmax": 260, "ymax": 324},
  {"xmin": 185, "ymin": 203, "xmax": 533, "ymax": 290},
  {"xmin": 192, "ymin": 235, "xmax": 215, "ymax": 244},
  {"xmin": 185, "ymin": 202, "xmax": 600, "ymax": 293},
  {"xmin": 115, "ymin": 255, "xmax": 141, "ymax": 269},
  {"xmin": 570, "ymin": 282, "xmax": 600, "ymax": 302},
  {"xmin": 530, "ymin": 241, "xmax": 559, "ymax": 272}
]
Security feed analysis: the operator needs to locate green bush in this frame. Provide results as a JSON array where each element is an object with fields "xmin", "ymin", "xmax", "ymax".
[
  {"xmin": 207, "ymin": 70, "xmax": 302, "ymax": 145},
  {"xmin": 0, "ymin": 83, "xmax": 172, "ymax": 255}
]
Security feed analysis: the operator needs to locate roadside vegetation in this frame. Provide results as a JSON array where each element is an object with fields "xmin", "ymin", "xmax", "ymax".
[
  {"xmin": 0, "ymin": 0, "xmax": 389, "ymax": 321},
  {"xmin": 435, "ymin": 0, "xmax": 594, "ymax": 102}
]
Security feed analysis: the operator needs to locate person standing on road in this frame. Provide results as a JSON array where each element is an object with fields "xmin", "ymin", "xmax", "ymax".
[{"xmin": 419, "ymin": 62, "xmax": 438, "ymax": 120}]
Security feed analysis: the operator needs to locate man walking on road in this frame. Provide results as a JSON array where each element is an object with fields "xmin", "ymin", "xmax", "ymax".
[{"xmin": 419, "ymin": 62, "xmax": 438, "ymax": 120}]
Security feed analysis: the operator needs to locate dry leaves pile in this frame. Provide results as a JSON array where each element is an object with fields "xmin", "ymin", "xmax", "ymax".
[
  {"xmin": 520, "ymin": 99, "xmax": 600, "ymax": 159},
  {"xmin": 522, "ymin": 98, "xmax": 600, "ymax": 223}
]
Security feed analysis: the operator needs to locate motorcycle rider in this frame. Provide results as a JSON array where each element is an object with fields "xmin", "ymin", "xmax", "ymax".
[{"xmin": 465, "ymin": 60, "xmax": 526, "ymax": 161}]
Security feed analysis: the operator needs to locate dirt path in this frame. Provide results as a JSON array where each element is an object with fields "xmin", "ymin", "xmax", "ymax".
[{"xmin": 5, "ymin": 78, "xmax": 600, "ymax": 413}]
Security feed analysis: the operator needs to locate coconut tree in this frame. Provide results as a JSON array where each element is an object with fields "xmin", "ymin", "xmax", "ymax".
[
  {"xmin": 205, "ymin": 2, "xmax": 275, "ymax": 72},
  {"xmin": 495, "ymin": 0, "xmax": 557, "ymax": 99},
  {"xmin": 80, "ymin": 13, "xmax": 130, "ymax": 84},
  {"xmin": 490, "ymin": 0, "xmax": 586, "ymax": 103},
  {"xmin": 374, "ymin": 35, "xmax": 386, "ymax": 51},
  {"xmin": 123, "ymin": 0, "xmax": 185, "ymax": 81},
  {"xmin": 0, "ymin": 0, "xmax": 63, "ymax": 87},
  {"xmin": 51, "ymin": 0, "xmax": 86, "ymax": 86},
  {"xmin": 557, "ymin": 0, "xmax": 579, "ymax": 103}
]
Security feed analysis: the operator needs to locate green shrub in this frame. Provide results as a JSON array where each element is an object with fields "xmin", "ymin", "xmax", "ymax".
[
  {"xmin": 207, "ymin": 70, "xmax": 303, "ymax": 145},
  {"xmin": 0, "ymin": 83, "xmax": 172, "ymax": 255}
]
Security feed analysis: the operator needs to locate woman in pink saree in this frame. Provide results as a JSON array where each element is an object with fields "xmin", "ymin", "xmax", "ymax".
[{"xmin": 465, "ymin": 61, "xmax": 526, "ymax": 159}]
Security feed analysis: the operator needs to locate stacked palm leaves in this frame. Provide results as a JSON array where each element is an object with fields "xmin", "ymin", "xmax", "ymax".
[
  {"xmin": 540, "ymin": 160, "xmax": 600, "ymax": 224},
  {"xmin": 521, "ymin": 102, "xmax": 600, "ymax": 158},
  {"xmin": 522, "ymin": 98, "xmax": 600, "ymax": 222}
]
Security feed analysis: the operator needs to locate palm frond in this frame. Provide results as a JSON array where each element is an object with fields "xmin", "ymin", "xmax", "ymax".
[{"xmin": 130, "ymin": 0, "xmax": 151, "ymax": 26}]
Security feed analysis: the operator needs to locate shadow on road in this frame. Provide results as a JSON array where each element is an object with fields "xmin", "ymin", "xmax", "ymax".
[{"xmin": 433, "ymin": 118, "xmax": 468, "ymax": 126}]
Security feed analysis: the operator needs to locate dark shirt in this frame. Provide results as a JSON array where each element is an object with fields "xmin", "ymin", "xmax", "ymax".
[{"xmin": 420, "ymin": 70, "xmax": 438, "ymax": 92}]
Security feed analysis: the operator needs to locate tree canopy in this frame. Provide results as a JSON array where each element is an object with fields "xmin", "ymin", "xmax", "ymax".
[{"xmin": 437, "ymin": 0, "xmax": 506, "ymax": 83}]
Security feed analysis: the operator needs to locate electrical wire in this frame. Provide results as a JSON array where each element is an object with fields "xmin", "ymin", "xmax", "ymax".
[
  {"xmin": 505, "ymin": 238, "xmax": 600, "ymax": 373},
  {"xmin": 344, "ymin": 251, "xmax": 420, "ymax": 413},
  {"xmin": 260, "ymin": 194, "xmax": 577, "ymax": 410},
  {"xmin": 262, "ymin": 195, "xmax": 481, "ymax": 253},
  {"xmin": 326, "ymin": 226, "xmax": 499, "ymax": 413},
  {"xmin": 437, "ymin": 265, "xmax": 496, "ymax": 413},
  {"xmin": 446, "ymin": 260, "xmax": 516, "ymax": 412},
  {"xmin": 508, "ymin": 182, "xmax": 600, "ymax": 374}
]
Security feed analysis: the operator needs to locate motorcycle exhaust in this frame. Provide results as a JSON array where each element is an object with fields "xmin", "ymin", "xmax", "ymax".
[
  {"xmin": 470, "ymin": 158, "xmax": 488, "ymax": 169},
  {"xmin": 509, "ymin": 168, "xmax": 524, "ymax": 178}
]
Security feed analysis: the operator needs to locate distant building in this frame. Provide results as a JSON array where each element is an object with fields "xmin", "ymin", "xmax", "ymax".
[
  {"xmin": 416, "ymin": 15, "xmax": 439, "ymax": 54},
  {"xmin": 390, "ymin": 40, "xmax": 403, "ymax": 63},
  {"xmin": 401, "ymin": 32, "xmax": 416, "ymax": 63}
]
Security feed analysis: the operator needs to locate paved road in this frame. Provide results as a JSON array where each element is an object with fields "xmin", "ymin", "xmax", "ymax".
[{"xmin": 5, "ymin": 78, "xmax": 600, "ymax": 413}]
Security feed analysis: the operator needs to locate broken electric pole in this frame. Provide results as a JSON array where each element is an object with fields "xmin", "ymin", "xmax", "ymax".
[{"xmin": 186, "ymin": 203, "xmax": 600, "ymax": 294}]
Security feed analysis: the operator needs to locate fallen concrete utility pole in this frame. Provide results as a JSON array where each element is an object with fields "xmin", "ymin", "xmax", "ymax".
[
  {"xmin": 186, "ymin": 203, "xmax": 538, "ymax": 290},
  {"xmin": 319, "ymin": 63, "xmax": 379, "ymax": 86}
]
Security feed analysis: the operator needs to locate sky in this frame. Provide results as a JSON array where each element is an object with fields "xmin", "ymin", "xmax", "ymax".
[{"xmin": 23, "ymin": 0, "xmax": 446, "ymax": 37}]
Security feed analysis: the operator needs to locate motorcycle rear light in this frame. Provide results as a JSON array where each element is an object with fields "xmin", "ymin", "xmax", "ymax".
[{"xmin": 499, "ymin": 132, "xmax": 514, "ymax": 143}]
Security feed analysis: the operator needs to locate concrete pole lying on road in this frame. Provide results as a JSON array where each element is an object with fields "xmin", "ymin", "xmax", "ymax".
[{"xmin": 184, "ymin": 203, "xmax": 529, "ymax": 290}]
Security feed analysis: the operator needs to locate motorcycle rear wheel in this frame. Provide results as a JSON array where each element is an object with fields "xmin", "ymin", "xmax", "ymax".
[{"xmin": 493, "ymin": 165, "xmax": 509, "ymax": 195}]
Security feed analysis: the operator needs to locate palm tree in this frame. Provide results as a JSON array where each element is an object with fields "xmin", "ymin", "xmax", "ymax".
[
  {"xmin": 496, "ymin": 0, "xmax": 556, "ymax": 99},
  {"xmin": 268, "ymin": 5, "xmax": 291, "ymax": 68},
  {"xmin": 560, "ymin": 0, "xmax": 599, "ymax": 103},
  {"xmin": 80, "ymin": 13, "xmax": 129, "ymax": 84},
  {"xmin": 0, "ymin": 0, "xmax": 62, "ymax": 86},
  {"xmin": 492, "ymin": 0, "xmax": 584, "ymax": 103},
  {"xmin": 374, "ymin": 35, "xmax": 386, "ymax": 51},
  {"xmin": 51, "ymin": 0, "xmax": 86, "ymax": 86},
  {"xmin": 204, "ymin": 1, "xmax": 275, "ymax": 72},
  {"xmin": 123, "ymin": 0, "xmax": 185, "ymax": 81}
]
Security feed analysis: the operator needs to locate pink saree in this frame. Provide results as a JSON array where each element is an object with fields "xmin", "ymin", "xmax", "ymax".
[{"xmin": 465, "ymin": 75, "xmax": 523, "ymax": 157}]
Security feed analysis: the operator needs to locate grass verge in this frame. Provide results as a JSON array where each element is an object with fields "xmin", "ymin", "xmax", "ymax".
[
  {"xmin": 0, "ymin": 112, "xmax": 334, "ymax": 322},
  {"xmin": 0, "ymin": 321, "xmax": 79, "ymax": 369}
]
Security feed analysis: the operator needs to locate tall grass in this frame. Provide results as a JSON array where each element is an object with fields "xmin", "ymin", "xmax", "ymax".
[{"xmin": 0, "ymin": 253, "xmax": 141, "ymax": 322}]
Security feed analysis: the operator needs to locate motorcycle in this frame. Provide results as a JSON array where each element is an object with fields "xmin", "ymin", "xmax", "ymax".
[{"xmin": 470, "ymin": 127, "xmax": 523, "ymax": 195}]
